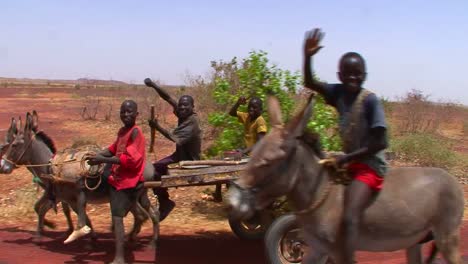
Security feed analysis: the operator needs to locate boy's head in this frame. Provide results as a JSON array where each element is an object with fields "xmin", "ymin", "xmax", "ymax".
[
  {"xmin": 248, "ymin": 97, "xmax": 263, "ymax": 120},
  {"xmin": 338, "ymin": 52, "xmax": 367, "ymax": 93},
  {"xmin": 120, "ymin": 100, "xmax": 139, "ymax": 128},
  {"xmin": 177, "ymin": 95, "xmax": 194, "ymax": 119}
]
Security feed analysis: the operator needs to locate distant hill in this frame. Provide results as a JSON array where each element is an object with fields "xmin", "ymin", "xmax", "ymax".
[{"xmin": 0, "ymin": 77, "xmax": 129, "ymax": 86}]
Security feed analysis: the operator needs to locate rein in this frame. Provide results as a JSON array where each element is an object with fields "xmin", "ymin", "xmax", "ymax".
[
  {"xmin": 295, "ymin": 165, "xmax": 332, "ymax": 215},
  {"xmin": 295, "ymin": 161, "xmax": 351, "ymax": 216},
  {"xmin": 9, "ymin": 133, "xmax": 37, "ymax": 167}
]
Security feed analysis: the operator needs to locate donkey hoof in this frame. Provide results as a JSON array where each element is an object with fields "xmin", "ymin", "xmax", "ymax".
[
  {"xmin": 84, "ymin": 242, "xmax": 95, "ymax": 251},
  {"xmin": 90, "ymin": 233, "xmax": 98, "ymax": 242},
  {"xmin": 32, "ymin": 234, "xmax": 43, "ymax": 244},
  {"xmin": 149, "ymin": 240, "xmax": 158, "ymax": 249},
  {"xmin": 127, "ymin": 233, "xmax": 138, "ymax": 243}
]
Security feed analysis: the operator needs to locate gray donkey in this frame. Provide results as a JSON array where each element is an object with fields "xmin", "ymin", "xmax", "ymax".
[
  {"xmin": 1, "ymin": 111, "xmax": 159, "ymax": 248},
  {"xmin": 0, "ymin": 115, "xmax": 75, "ymax": 235},
  {"xmin": 229, "ymin": 95, "xmax": 464, "ymax": 264}
]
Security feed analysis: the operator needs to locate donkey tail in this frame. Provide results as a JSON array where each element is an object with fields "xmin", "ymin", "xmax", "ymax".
[{"xmin": 425, "ymin": 242, "xmax": 438, "ymax": 264}]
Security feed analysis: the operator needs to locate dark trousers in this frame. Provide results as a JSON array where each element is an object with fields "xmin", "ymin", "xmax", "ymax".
[{"xmin": 153, "ymin": 153, "xmax": 178, "ymax": 200}]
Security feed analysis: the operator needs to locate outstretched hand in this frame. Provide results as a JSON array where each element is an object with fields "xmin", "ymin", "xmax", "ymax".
[
  {"xmin": 237, "ymin": 96, "xmax": 247, "ymax": 105},
  {"xmin": 304, "ymin": 28, "xmax": 325, "ymax": 57},
  {"xmin": 86, "ymin": 154, "xmax": 104, "ymax": 166},
  {"xmin": 144, "ymin": 78, "xmax": 157, "ymax": 88},
  {"xmin": 319, "ymin": 154, "xmax": 349, "ymax": 169}
]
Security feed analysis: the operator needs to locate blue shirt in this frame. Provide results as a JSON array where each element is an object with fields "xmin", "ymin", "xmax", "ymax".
[{"xmin": 322, "ymin": 84, "xmax": 388, "ymax": 176}]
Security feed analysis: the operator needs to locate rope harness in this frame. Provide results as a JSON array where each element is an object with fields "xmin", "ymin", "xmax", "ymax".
[
  {"xmin": 295, "ymin": 164, "xmax": 351, "ymax": 216},
  {"xmin": 3, "ymin": 134, "xmax": 104, "ymax": 191}
]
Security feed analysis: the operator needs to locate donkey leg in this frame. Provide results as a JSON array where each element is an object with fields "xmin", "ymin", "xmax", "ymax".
[
  {"xmin": 127, "ymin": 202, "xmax": 147, "ymax": 243},
  {"xmin": 34, "ymin": 193, "xmax": 51, "ymax": 237},
  {"xmin": 406, "ymin": 244, "xmax": 423, "ymax": 264},
  {"xmin": 85, "ymin": 213, "xmax": 98, "ymax": 241},
  {"xmin": 127, "ymin": 188, "xmax": 149, "ymax": 242},
  {"xmin": 63, "ymin": 193, "xmax": 91, "ymax": 244},
  {"xmin": 435, "ymin": 230, "xmax": 461, "ymax": 264},
  {"xmin": 61, "ymin": 202, "xmax": 74, "ymax": 235},
  {"xmin": 139, "ymin": 190, "xmax": 160, "ymax": 248}
]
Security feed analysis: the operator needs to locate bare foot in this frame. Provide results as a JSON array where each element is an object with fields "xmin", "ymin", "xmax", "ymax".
[
  {"xmin": 63, "ymin": 225, "xmax": 91, "ymax": 244},
  {"xmin": 109, "ymin": 258, "xmax": 127, "ymax": 264}
]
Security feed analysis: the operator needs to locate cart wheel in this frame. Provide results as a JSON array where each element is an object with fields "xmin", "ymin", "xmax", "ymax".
[
  {"xmin": 264, "ymin": 214, "xmax": 330, "ymax": 264},
  {"xmin": 228, "ymin": 210, "xmax": 273, "ymax": 240}
]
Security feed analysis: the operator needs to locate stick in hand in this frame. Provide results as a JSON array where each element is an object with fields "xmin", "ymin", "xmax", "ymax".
[{"xmin": 149, "ymin": 105, "xmax": 155, "ymax": 153}]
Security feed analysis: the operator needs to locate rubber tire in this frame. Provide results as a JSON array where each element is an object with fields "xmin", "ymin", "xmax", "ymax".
[
  {"xmin": 228, "ymin": 210, "xmax": 272, "ymax": 240},
  {"xmin": 266, "ymin": 214, "xmax": 330, "ymax": 264}
]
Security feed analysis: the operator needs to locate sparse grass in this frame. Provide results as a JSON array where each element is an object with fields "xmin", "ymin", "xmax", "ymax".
[
  {"xmin": 391, "ymin": 133, "xmax": 456, "ymax": 168},
  {"xmin": 464, "ymin": 120, "xmax": 468, "ymax": 137},
  {"xmin": 0, "ymin": 185, "xmax": 38, "ymax": 219},
  {"xmin": 70, "ymin": 136, "xmax": 100, "ymax": 148},
  {"xmin": 450, "ymin": 152, "xmax": 468, "ymax": 183},
  {"xmin": 70, "ymin": 93, "xmax": 81, "ymax": 99}
]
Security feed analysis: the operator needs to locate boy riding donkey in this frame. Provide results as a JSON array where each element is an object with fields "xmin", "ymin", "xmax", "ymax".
[
  {"xmin": 303, "ymin": 28, "xmax": 389, "ymax": 264},
  {"xmin": 144, "ymin": 78, "xmax": 202, "ymax": 220}
]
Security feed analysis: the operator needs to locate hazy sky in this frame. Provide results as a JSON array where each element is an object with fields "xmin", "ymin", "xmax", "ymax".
[{"xmin": 1, "ymin": 0, "xmax": 467, "ymax": 104}]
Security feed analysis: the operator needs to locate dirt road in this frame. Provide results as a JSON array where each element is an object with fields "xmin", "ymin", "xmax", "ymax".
[{"xmin": 0, "ymin": 222, "xmax": 467, "ymax": 264}]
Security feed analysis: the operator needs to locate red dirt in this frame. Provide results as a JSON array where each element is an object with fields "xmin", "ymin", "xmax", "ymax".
[
  {"xmin": 0, "ymin": 222, "xmax": 466, "ymax": 264},
  {"xmin": 0, "ymin": 87, "xmax": 466, "ymax": 264}
]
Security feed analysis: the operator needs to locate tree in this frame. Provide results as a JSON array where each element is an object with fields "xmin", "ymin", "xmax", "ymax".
[{"xmin": 207, "ymin": 50, "xmax": 340, "ymax": 156}]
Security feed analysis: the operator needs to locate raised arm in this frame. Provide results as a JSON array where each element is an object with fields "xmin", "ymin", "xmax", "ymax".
[
  {"xmin": 229, "ymin": 96, "xmax": 247, "ymax": 117},
  {"xmin": 144, "ymin": 78, "xmax": 178, "ymax": 111},
  {"xmin": 303, "ymin": 28, "xmax": 328, "ymax": 95},
  {"xmin": 148, "ymin": 118, "xmax": 176, "ymax": 143}
]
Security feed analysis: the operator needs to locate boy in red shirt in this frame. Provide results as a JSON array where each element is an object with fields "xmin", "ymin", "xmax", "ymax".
[{"xmin": 87, "ymin": 99, "xmax": 146, "ymax": 264}]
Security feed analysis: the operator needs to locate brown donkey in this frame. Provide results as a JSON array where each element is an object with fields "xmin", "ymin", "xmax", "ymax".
[{"xmin": 229, "ymin": 95, "xmax": 464, "ymax": 264}]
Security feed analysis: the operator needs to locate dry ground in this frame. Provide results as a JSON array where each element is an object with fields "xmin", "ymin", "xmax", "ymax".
[{"xmin": 0, "ymin": 86, "xmax": 466, "ymax": 263}]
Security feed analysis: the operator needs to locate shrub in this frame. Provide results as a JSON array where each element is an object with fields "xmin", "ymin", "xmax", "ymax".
[{"xmin": 206, "ymin": 50, "xmax": 340, "ymax": 156}]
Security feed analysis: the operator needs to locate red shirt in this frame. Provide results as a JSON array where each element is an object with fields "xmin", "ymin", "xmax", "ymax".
[{"xmin": 107, "ymin": 125, "xmax": 146, "ymax": 190}]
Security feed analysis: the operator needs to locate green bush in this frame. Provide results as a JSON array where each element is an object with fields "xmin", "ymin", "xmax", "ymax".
[
  {"xmin": 206, "ymin": 50, "xmax": 340, "ymax": 156},
  {"xmin": 391, "ymin": 133, "xmax": 456, "ymax": 168}
]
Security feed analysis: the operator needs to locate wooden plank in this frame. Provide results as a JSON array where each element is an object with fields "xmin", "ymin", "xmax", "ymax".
[
  {"xmin": 168, "ymin": 164, "xmax": 247, "ymax": 177},
  {"xmin": 143, "ymin": 181, "xmax": 162, "ymax": 188},
  {"xmin": 160, "ymin": 170, "xmax": 243, "ymax": 188},
  {"xmin": 179, "ymin": 159, "xmax": 247, "ymax": 167}
]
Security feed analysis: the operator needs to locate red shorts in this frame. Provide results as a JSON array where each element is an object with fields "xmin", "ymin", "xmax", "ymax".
[{"xmin": 348, "ymin": 163, "xmax": 383, "ymax": 191}]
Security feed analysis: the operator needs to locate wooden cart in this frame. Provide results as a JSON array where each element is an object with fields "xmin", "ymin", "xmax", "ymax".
[{"xmin": 143, "ymin": 158, "xmax": 277, "ymax": 240}]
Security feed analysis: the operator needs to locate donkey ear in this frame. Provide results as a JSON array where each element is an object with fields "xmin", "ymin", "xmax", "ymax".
[
  {"xmin": 288, "ymin": 94, "xmax": 316, "ymax": 138},
  {"xmin": 32, "ymin": 110, "xmax": 39, "ymax": 132},
  {"xmin": 24, "ymin": 112, "xmax": 35, "ymax": 134},
  {"xmin": 17, "ymin": 116, "xmax": 23, "ymax": 135},
  {"xmin": 267, "ymin": 96, "xmax": 283, "ymax": 127},
  {"xmin": 9, "ymin": 118, "xmax": 17, "ymax": 134},
  {"xmin": 6, "ymin": 118, "xmax": 17, "ymax": 142}
]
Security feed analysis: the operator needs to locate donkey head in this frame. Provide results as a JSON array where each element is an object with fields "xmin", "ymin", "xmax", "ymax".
[
  {"xmin": 229, "ymin": 94, "xmax": 316, "ymax": 219},
  {"xmin": 0, "ymin": 118, "xmax": 18, "ymax": 173},
  {"xmin": 1, "ymin": 112, "xmax": 38, "ymax": 173}
]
